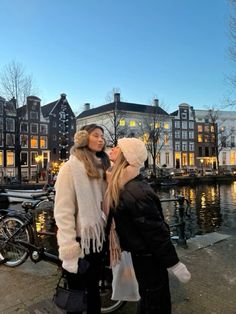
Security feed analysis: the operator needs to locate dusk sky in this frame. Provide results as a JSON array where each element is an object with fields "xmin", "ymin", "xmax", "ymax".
[{"xmin": 0, "ymin": 0, "xmax": 234, "ymax": 114}]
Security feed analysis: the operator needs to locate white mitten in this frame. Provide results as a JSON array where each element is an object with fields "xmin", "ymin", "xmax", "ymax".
[
  {"xmin": 62, "ymin": 256, "xmax": 79, "ymax": 274},
  {"xmin": 168, "ymin": 262, "xmax": 191, "ymax": 283}
]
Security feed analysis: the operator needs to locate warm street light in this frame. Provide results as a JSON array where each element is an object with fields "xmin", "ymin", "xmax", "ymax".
[
  {"xmin": 200, "ymin": 159, "xmax": 204, "ymax": 176},
  {"xmin": 35, "ymin": 155, "xmax": 43, "ymax": 183}
]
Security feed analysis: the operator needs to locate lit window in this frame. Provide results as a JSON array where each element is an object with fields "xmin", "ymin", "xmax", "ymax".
[
  {"xmin": 129, "ymin": 121, "xmax": 136, "ymax": 127},
  {"xmin": 143, "ymin": 133, "xmax": 149, "ymax": 144},
  {"xmin": 198, "ymin": 134, "xmax": 203, "ymax": 142},
  {"xmin": 31, "ymin": 152, "xmax": 37, "ymax": 166},
  {"xmin": 211, "ymin": 125, "xmax": 215, "ymax": 132},
  {"xmin": 31, "ymin": 135, "xmax": 38, "ymax": 148},
  {"xmin": 155, "ymin": 122, "xmax": 160, "ymax": 128},
  {"xmin": 204, "ymin": 125, "xmax": 209, "ymax": 132},
  {"xmin": 230, "ymin": 151, "xmax": 236, "ymax": 165},
  {"xmin": 164, "ymin": 134, "xmax": 169, "ymax": 145},
  {"xmin": 40, "ymin": 136, "xmax": 48, "ymax": 149},
  {"xmin": 198, "ymin": 125, "xmax": 203, "ymax": 132},
  {"xmin": 119, "ymin": 119, "xmax": 125, "ymax": 126},
  {"xmin": 182, "ymin": 153, "xmax": 188, "ymax": 166},
  {"xmin": 189, "ymin": 153, "xmax": 195, "ymax": 166},
  {"xmin": 164, "ymin": 122, "xmax": 169, "ymax": 129},
  {"xmin": 7, "ymin": 151, "xmax": 14, "ymax": 166},
  {"xmin": 156, "ymin": 153, "xmax": 161, "ymax": 165}
]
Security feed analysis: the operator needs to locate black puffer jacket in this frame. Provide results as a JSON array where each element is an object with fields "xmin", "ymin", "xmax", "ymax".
[{"xmin": 112, "ymin": 175, "xmax": 179, "ymax": 268}]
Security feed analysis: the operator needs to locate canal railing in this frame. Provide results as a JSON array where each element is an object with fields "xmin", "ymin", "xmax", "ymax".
[{"xmin": 160, "ymin": 195, "xmax": 190, "ymax": 248}]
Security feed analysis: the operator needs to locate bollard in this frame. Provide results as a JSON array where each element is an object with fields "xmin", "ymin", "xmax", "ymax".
[{"xmin": 176, "ymin": 195, "xmax": 187, "ymax": 248}]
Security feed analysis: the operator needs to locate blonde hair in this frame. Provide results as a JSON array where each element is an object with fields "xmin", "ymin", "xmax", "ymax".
[
  {"xmin": 105, "ymin": 151, "xmax": 128, "ymax": 209},
  {"xmin": 70, "ymin": 147, "xmax": 102, "ymax": 179}
]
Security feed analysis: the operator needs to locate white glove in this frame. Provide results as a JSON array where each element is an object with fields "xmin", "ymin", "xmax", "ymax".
[
  {"xmin": 168, "ymin": 262, "xmax": 191, "ymax": 283},
  {"xmin": 62, "ymin": 256, "xmax": 79, "ymax": 274}
]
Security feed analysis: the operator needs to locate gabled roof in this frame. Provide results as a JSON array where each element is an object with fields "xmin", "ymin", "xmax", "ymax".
[
  {"xmin": 170, "ymin": 110, "xmax": 178, "ymax": 116},
  {"xmin": 41, "ymin": 101, "xmax": 57, "ymax": 117},
  {"xmin": 77, "ymin": 101, "xmax": 169, "ymax": 118}
]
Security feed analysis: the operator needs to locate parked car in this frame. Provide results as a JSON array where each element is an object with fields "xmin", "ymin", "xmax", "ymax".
[{"xmin": 204, "ymin": 169, "xmax": 214, "ymax": 176}]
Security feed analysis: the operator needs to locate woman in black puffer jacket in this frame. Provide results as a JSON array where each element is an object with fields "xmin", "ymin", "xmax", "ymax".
[{"xmin": 105, "ymin": 138, "xmax": 191, "ymax": 314}]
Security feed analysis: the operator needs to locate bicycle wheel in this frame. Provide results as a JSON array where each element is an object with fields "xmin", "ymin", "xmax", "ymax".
[
  {"xmin": 100, "ymin": 266, "xmax": 126, "ymax": 313},
  {"xmin": 0, "ymin": 216, "xmax": 32, "ymax": 267}
]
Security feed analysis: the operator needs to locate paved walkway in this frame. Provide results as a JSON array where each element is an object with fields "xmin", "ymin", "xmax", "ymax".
[{"xmin": 0, "ymin": 230, "xmax": 236, "ymax": 314}]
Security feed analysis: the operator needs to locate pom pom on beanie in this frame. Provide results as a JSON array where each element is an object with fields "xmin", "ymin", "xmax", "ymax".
[{"xmin": 118, "ymin": 138, "xmax": 147, "ymax": 168}]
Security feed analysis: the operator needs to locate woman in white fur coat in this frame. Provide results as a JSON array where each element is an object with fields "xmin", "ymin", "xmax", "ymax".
[{"xmin": 54, "ymin": 124, "xmax": 110, "ymax": 314}]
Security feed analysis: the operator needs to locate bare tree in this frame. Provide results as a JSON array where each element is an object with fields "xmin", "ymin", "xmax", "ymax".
[
  {"xmin": 140, "ymin": 100, "xmax": 171, "ymax": 177},
  {"xmin": 207, "ymin": 108, "xmax": 234, "ymax": 170},
  {"xmin": 102, "ymin": 89, "xmax": 128, "ymax": 146},
  {"xmin": 0, "ymin": 61, "xmax": 35, "ymax": 107}
]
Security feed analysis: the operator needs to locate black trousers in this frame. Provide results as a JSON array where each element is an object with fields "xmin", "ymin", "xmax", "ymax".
[
  {"xmin": 64, "ymin": 251, "xmax": 102, "ymax": 314},
  {"xmin": 131, "ymin": 254, "xmax": 172, "ymax": 314}
]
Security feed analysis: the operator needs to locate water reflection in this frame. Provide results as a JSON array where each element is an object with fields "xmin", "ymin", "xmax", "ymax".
[{"xmin": 156, "ymin": 182, "xmax": 236, "ymax": 238}]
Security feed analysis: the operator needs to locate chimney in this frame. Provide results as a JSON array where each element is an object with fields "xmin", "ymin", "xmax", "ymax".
[
  {"xmin": 60, "ymin": 93, "xmax": 67, "ymax": 100},
  {"xmin": 153, "ymin": 99, "xmax": 159, "ymax": 107},
  {"xmin": 84, "ymin": 103, "xmax": 90, "ymax": 111},
  {"xmin": 114, "ymin": 93, "xmax": 120, "ymax": 103}
]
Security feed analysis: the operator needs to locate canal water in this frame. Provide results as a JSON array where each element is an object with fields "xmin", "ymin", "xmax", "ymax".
[
  {"xmin": 4, "ymin": 181, "xmax": 236, "ymax": 245},
  {"xmin": 156, "ymin": 181, "xmax": 236, "ymax": 239}
]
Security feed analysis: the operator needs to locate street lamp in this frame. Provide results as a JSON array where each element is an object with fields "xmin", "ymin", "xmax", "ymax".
[
  {"xmin": 35, "ymin": 155, "xmax": 43, "ymax": 183},
  {"xmin": 200, "ymin": 159, "xmax": 204, "ymax": 176}
]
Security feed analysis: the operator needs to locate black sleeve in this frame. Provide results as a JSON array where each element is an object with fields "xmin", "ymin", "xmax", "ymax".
[{"xmin": 123, "ymin": 189, "xmax": 179, "ymax": 268}]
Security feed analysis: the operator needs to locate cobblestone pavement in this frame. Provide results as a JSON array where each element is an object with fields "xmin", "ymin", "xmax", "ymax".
[{"xmin": 0, "ymin": 231, "xmax": 236, "ymax": 314}]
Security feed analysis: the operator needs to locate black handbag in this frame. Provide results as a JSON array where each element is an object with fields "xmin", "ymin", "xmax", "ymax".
[{"xmin": 53, "ymin": 274, "xmax": 87, "ymax": 312}]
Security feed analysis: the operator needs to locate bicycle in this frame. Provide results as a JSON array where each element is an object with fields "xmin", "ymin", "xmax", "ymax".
[{"xmin": 0, "ymin": 190, "xmax": 125, "ymax": 313}]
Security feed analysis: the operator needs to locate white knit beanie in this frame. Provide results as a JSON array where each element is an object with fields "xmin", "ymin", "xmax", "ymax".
[{"xmin": 118, "ymin": 138, "xmax": 147, "ymax": 168}]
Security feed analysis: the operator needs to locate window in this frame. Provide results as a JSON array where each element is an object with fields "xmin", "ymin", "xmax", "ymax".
[
  {"xmin": 129, "ymin": 120, "xmax": 136, "ymax": 127},
  {"xmin": 175, "ymin": 121, "xmax": 180, "ymax": 128},
  {"xmin": 175, "ymin": 130, "xmax": 180, "ymax": 138},
  {"xmin": 164, "ymin": 134, "xmax": 169, "ymax": 145},
  {"xmin": 189, "ymin": 153, "xmax": 195, "ymax": 166},
  {"xmin": 0, "ymin": 103, "xmax": 3, "ymax": 115},
  {"xmin": 53, "ymin": 135, "xmax": 57, "ymax": 141},
  {"xmin": 189, "ymin": 142, "xmax": 194, "ymax": 151},
  {"xmin": 231, "ymin": 136, "xmax": 235, "ymax": 147},
  {"xmin": 189, "ymin": 121, "xmax": 194, "ymax": 129},
  {"xmin": 175, "ymin": 142, "xmax": 180, "ymax": 151},
  {"xmin": 20, "ymin": 152, "xmax": 28, "ymax": 166},
  {"xmin": 204, "ymin": 125, "xmax": 209, "ymax": 132},
  {"xmin": 7, "ymin": 151, "xmax": 14, "ymax": 166},
  {"xmin": 6, "ymin": 134, "xmax": 15, "ymax": 146},
  {"xmin": 210, "ymin": 125, "xmax": 215, "ymax": 132},
  {"xmin": 30, "ymin": 111, "xmax": 38, "ymax": 119},
  {"xmin": 222, "ymin": 152, "xmax": 226, "ymax": 165},
  {"xmin": 31, "ymin": 152, "xmax": 38, "ymax": 166},
  {"xmin": 182, "ymin": 121, "xmax": 187, "ymax": 129},
  {"xmin": 156, "ymin": 153, "xmax": 161, "ymax": 165},
  {"xmin": 21, "ymin": 122, "xmax": 28, "ymax": 133},
  {"xmin": 165, "ymin": 152, "xmax": 170, "ymax": 165},
  {"xmin": 198, "ymin": 134, "xmax": 203, "ymax": 142},
  {"xmin": 204, "ymin": 135, "xmax": 209, "ymax": 142},
  {"xmin": 164, "ymin": 122, "xmax": 169, "ymax": 129},
  {"xmin": 20, "ymin": 134, "xmax": 28, "ymax": 148},
  {"xmin": 182, "ymin": 153, "xmax": 187, "ymax": 166},
  {"xmin": 189, "ymin": 131, "xmax": 194, "ymax": 139},
  {"xmin": 181, "ymin": 112, "xmax": 187, "ymax": 119},
  {"xmin": 0, "ymin": 151, "xmax": 3, "ymax": 166},
  {"xmin": 155, "ymin": 122, "xmax": 160, "ymax": 128},
  {"xmin": 119, "ymin": 119, "xmax": 125, "ymax": 126},
  {"xmin": 230, "ymin": 151, "xmax": 236, "ymax": 165},
  {"xmin": 53, "ymin": 121, "xmax": 57, "ymax": 128},
  {"xmin": 59, "ymin": 112, "xmax": 66, "ymax": 120},
  {"xmin": 182, "ymin": 142, "xmax": 187, "ymax": 151},
  {"xmin": 40, "ymin": 124, "xmax": 48, "ymax": 134},
  {"xmin": 205, "ymin": 147, "xmax": 209, "ymax": 157},
  {"xmin": 6, "ymin": 118, "xmax": 15, "ymax": 131},
  {"xmin": 198, "ymin": 125, "xmax": 203, "ymax": 132},
  {"xmin": 40, "ymin": 136, "xmax": 48, "ymax": 149},
  {"xmin": 0, "ymin": 118, "xmax": 3, "ymax": 130},
  {"xmin": 31, "ymin": 123, "xmax": 38, "ymax": 133},
  {"xmin": 30, "ymin": 135, "xmax": 38, "ymax": 148},
  {"xmin": 182, "ymin": 131, "xmax": 188, "ymax": 139}
]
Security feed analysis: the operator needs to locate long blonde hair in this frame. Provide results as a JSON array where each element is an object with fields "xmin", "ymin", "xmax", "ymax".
[
  {"xmin": 71, "ymin": 148, "xmax": 102, "ymax": 179},
  {"xmin": 105, "ymin": 151, "xmax": 129, "ymax": 209}
]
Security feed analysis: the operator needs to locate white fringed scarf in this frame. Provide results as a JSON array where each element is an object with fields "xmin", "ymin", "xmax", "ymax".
[{"xmin": 68, "ymin": 155, "xmax": 106, "ymax": 255}]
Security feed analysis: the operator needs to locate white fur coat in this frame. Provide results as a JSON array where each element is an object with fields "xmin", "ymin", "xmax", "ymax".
[{"xmin": 54, "ymin": 155, "xmax": 106, "ymax": 262}]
